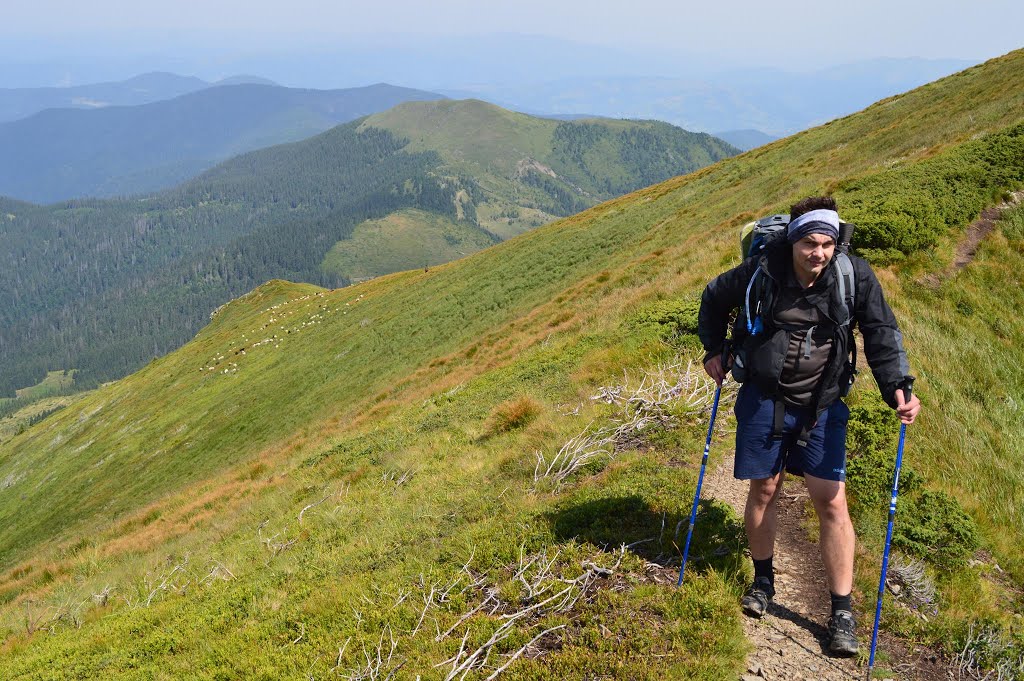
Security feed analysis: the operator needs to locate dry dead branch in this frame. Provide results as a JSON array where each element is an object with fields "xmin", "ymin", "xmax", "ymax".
[
  {"xmin": 340, "ymin": 625, "xmax": 400, "ymax": 681},
  {"xmin": 391, "ymin": 588, "xmax": 411, "ymax": 609},
  {"xmin": 298, "ymin": 492, "xmax": 332, "ymax": 526},
  {"xmin": 257, "ymin": 521, "xmax": 298, "ymax": 558},
  {"xmin": 532, "ymin": 423, "xmax": 612, "ymax": 491},
  {"xmin": 92, "ymin": 585, "xmax": 112, "ymax": 607},
  {"xmin": 537, "ymin": 358, "xmax": 730, "ymax": 492},
  {"xmin": 484, "ymin": 625, "xmax": 566, "ymax": 681},
  {"xmin": 888, "ymin": 555, "xmax": 937, "ymax": 614},
  {"xmin": 433, "ymin": 545, "xmax": 626, "ymax": 678},
  {"xmin": 330, "ymin": 637, "xmax": 352, "ymax": 673},
  {"xmin": 381, "ymin": 469, "xmax": 416, "ymax": 488},
  {"xmin": 950, "ymin": 624, "xmax": 1024, "ymax": 680},
  {"xmin": 200, "ymin": 560, "xmax": 236, "ymax": 585},
  {"xmin": 142, "ymin": 556, "xmax": 192, "ymax": 607},
  {"xmin": 23, "ymin": 600, "xmax": 48, "ymax": 635}
]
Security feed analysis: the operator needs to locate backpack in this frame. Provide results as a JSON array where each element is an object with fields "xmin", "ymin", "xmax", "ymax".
[
  {"xmin": 740, "ymin": 214, "xmax": 789, "ymax": 261},
  {"xmin": 735, "ymin": 214, "xmax": 859, "ymax": 396}
]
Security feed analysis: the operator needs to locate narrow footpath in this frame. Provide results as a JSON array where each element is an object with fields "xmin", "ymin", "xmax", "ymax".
[{"xmin": 703, "ymin": 454, "xmax": 947, "ymax": 681}]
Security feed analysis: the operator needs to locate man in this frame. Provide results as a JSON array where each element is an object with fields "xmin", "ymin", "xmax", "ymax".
[{"xmin": 697, "ymin": 196, "xmax": 921, "ymax": 655}]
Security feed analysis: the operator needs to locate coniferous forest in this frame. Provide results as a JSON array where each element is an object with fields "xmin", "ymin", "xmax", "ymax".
[{"xmin": 1, "ymin": 114, "xmax": 737, "ymax": 396}]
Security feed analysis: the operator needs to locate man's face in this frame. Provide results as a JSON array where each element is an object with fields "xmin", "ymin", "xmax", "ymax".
[{"xmin": 792, "ymin": 233, "xmax": 836, "ymax": 283}]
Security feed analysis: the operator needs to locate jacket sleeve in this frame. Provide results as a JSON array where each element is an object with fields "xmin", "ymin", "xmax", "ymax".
[
  {"xmin": 698, "ymin": 259, "xmax": 756, "ymax": 364},
  {"xmin": 853, "ymin": 258, "xmax": 912, "ymax": 408}
]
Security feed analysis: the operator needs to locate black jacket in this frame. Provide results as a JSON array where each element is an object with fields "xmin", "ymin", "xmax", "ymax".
[{"xmin": 698, "ymin": 242, "xmax": 911, "ymax": 412}]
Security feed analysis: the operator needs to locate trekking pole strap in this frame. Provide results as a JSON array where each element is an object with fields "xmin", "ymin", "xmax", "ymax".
[{"xmin": 772, "ymin": 400, "xmax": 786, "ymax": 440}]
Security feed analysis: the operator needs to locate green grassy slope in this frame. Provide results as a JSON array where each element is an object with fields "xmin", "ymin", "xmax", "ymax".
[
  {"xmin": 364, "ymin": 99, "xmax": 555, "ymax": 170},
  {"xmin": 362, "ymin": 99, "xmax": 738, "ymax": 237},
  {"xmin": 2, "ymin": 100, "xmax": 733, "ymax": 396},
  {"xmin": 320, "ymin": 209, "xmax": 500, "ymax": 282},
  {"xmin": 0, "ymin": 50, "xmax": 1022, "ymax": 678}
]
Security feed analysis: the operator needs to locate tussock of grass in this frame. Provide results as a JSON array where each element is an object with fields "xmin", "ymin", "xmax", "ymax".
[{"xmin": 483, "ymin": 396, "xmax": 543, "ymax": 437}]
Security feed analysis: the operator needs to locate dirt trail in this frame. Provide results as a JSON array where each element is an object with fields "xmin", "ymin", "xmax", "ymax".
[
  {"xmin": 702, "ymin": 454, "xmax": 947, "ymax": 681},
  {"xmin": 922, "ymin": 190, "xmax": 1023, "ymax": 288}
]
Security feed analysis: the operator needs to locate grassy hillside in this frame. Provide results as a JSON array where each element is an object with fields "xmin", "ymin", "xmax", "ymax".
[
  {"xmin": 1, "ymin": 102, "xmax": 734, "ymax": 396},
  {"xmin": 362, "ymin": 99, "xmax": 737, "ymax": 238},
  {"xmin": 0, "ymin": 50, "xmax": 1022, "ymax": 679},
  {"xmin": 0, "ymin": 372, "xmax": 82, "ymax": 445},
  {"xmin": 320, "ymin": 209, "xmax": 499, "ymax": 282},
  {"xmin": 0, "ymin": 83, "xmax": 445, "ymax": 203}
]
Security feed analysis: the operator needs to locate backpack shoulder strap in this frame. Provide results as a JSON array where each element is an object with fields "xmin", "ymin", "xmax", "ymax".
[
  {"xmin": 834, "ymin": 251, "xmax": 859, "ymax": 380},
  {"xmin": 834, "ymin": 252, "xmax": 856, "ymax": 325}
]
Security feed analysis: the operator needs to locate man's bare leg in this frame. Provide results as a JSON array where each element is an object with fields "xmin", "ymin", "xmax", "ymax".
[
  {"xmin": 804, "ymin": 474, "xmax": 855, "ymax": 595},
  {"xmin": 741, "ymin": 471, "xmax": 785, "ymax": 617},
  {"xmin": 805, "ymin": 472, "xmax": 860, "ymax": 655},
  {"xmin": 745, "ymin": 472, "xmax": 785, "ymax": 560}
]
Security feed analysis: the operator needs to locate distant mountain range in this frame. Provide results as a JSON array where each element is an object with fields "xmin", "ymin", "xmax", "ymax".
[
  {"xmin": 444, "ymin": 58, "xmax": 976, "ymax": 136},
  {"xmin": 0, "ymin": 83, "xmax": 447, "ymax": 203},
  {"xmin": 0, "ymin": 55, "xmax": 974, "ymax": 203},
  {"xmin": 0, "ymin": 71, "xmax": 275, "ymax": 123},
  {"xmin": 0, "ymin": 99, "xmax": 737, "ymax": 394},
  {"xmin": 713, "ymin": 129, "xmax": 778, "ymax": 151}
]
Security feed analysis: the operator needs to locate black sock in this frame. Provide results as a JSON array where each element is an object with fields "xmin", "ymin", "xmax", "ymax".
[
  {"xmin": 753, "ymin": 556, "xmax": 774, "ymax": 587},
  {"xmin": 830, "ymin": 591, "xmax": 852, "ymax": 614}
]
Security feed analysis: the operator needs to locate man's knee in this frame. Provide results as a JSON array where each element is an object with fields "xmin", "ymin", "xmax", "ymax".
[
  {"xmin": 806, "ymin": 475, "xmax": 850, "ymax": 524},
  {"xmin": 748, "ymin": 475, "xmax": 782, "ymax": 509}
]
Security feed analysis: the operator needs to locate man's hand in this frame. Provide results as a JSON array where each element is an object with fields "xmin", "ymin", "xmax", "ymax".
[
  {"xmin": 704, "ymin": 355, "xmax": 727, "ymax": 386},
  {"xmin": 894, "ymin": 389, "xmax": 921, "ymax": 425}
]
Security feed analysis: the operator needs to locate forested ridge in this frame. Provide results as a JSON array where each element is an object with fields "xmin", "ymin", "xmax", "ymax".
[
  {"xmin": 548, "ymin": 120, "xmax": 732, "ymax": 196},
  {"xmin": 1, "ymin": 124, "xmax": 470, "ymax": 394},
  {"xmin": 1, "ymin": 109, "xmax": 737, "ymax": 396}
]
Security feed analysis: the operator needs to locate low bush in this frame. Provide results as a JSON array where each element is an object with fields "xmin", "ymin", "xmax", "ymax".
[
  {"xmin": 841, "ymin": 122, "xmax": 1024, "ymax": 258},
  {"xmin": 846, "ymin": 393, "xmax": 979, "ymax": 571},
  {"xmin": 628, "ymin": 297, "xmax": 703, "ymax": 352}
]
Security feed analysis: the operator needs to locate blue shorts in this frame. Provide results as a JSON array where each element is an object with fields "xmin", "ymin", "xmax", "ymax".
[{"xmin": 733, "ymin": 383, "xmax": 850, "ymax": 482}]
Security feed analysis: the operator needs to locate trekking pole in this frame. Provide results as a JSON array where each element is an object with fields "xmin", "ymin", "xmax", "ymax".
[
  {"xmin": 677, "ymin": 348, "xmax": 728, "ymax": 587},
  {"xmin": 866, "ymin": 377, "xmax": 915, "ymax": 679}
]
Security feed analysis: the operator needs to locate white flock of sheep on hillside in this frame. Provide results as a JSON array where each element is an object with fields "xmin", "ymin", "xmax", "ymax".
[{"xmin": 198, "ymin": 290, "xmax": 369, "ymax": 378}]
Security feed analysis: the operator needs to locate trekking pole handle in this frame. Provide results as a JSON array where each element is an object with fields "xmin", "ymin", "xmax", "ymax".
[{"xmin": 901, "ymin": 376, "xmax": 915, "ymax": 404}]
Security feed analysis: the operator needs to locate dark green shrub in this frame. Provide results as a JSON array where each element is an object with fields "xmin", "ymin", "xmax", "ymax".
[
  {"xmin": 894, "ymin": 489, "xmax": 979, "ymax": 570},
  {"xmin": 846, "ymin": 393, "xmax": 979, "ymax": 571},
  {"xmin": 841, "ymin": 122, "xmax": 1024, "ymax": 257},
  {"xmin": 628, "ymin": 297, "xmax": 702, "ymax": 351}
]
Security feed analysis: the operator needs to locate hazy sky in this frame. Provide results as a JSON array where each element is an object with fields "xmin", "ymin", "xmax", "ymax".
[{"xmin": 4, "ymin": 0, "xmax": 1019, "ymax": 60}]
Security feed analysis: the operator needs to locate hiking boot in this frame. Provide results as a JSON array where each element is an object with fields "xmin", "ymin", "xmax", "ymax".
[
  {"xmin": 827, "ymin": 609, "xmax": 860, "ymax": 656},
  {"xmin": 741, "ymin": 577, "xmax": 774, "ymax": 618}
]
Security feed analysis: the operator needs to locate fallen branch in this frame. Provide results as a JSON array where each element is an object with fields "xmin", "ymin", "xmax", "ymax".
[
  {"xmin": 485, "ymin": 625, "xmax": 566, "ymax": 680},
  {"xmin": 298, "ymin": 493, "xmax": 332, "ymax": 526}
]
